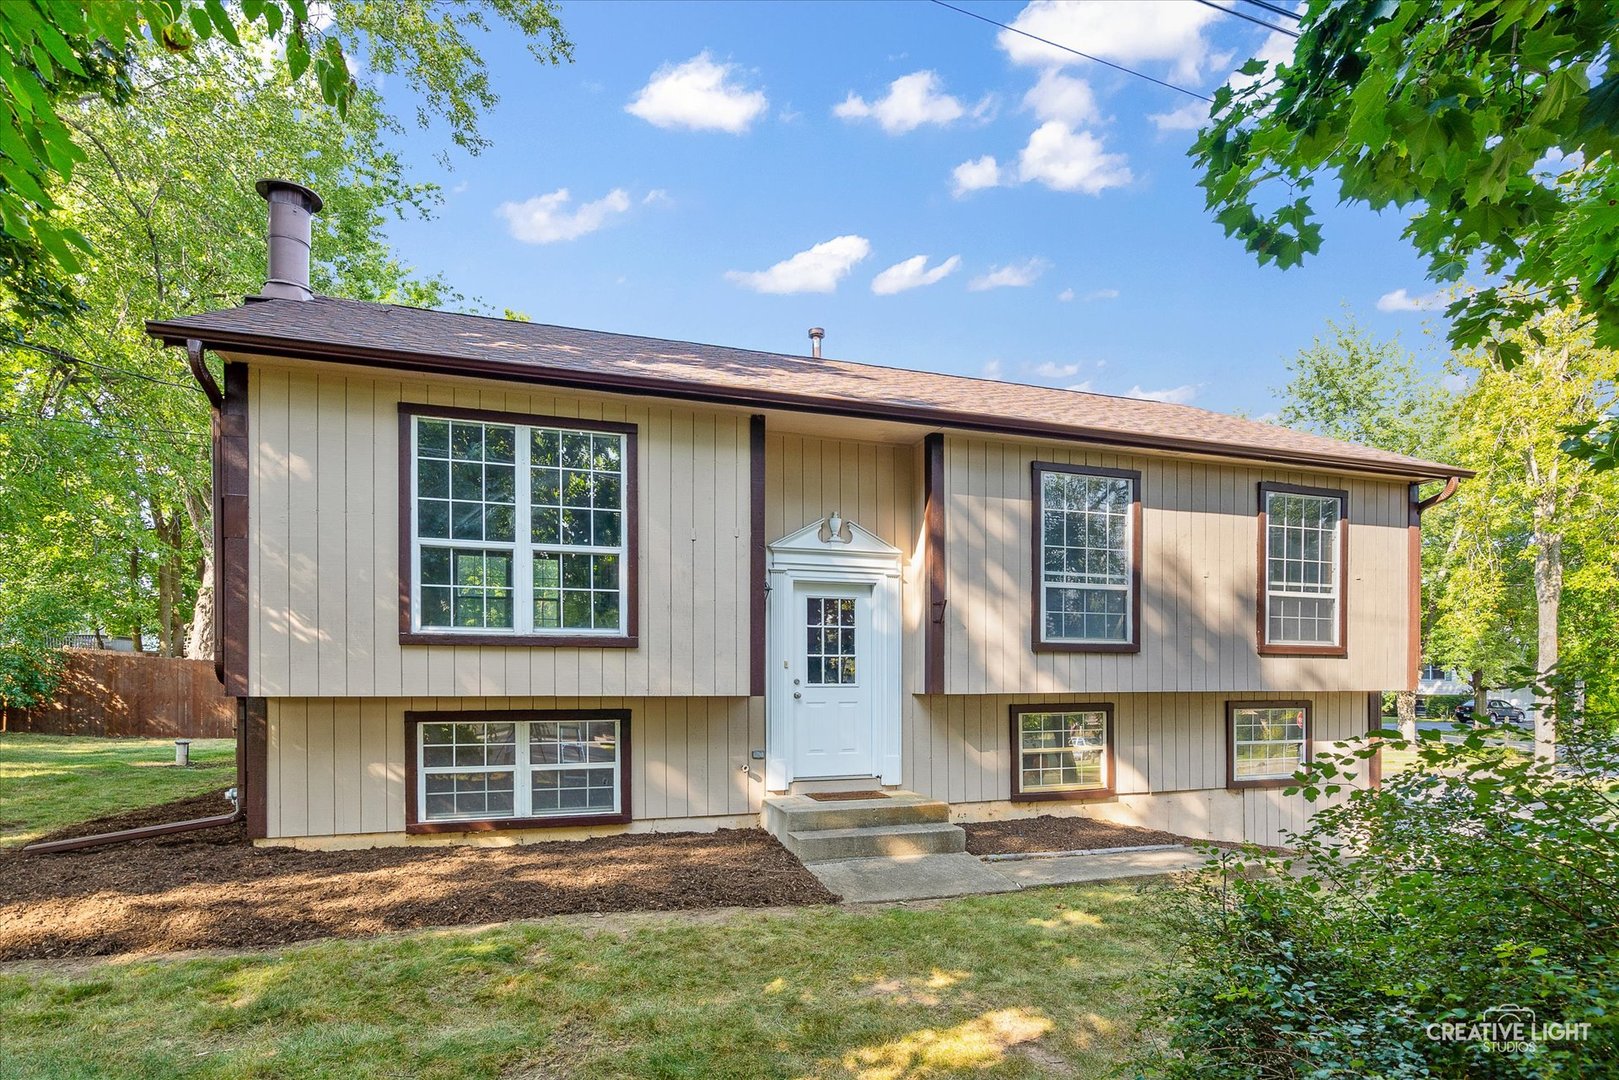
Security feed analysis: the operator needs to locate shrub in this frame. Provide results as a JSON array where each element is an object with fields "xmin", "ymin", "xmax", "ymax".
[
  {"xmin": 0, "ymin": 589, "xmax": 79, "ymax": 708},
  {"xmin": 1137, "ymin": 721, "xmax": 1619, "ymax": 1077}
]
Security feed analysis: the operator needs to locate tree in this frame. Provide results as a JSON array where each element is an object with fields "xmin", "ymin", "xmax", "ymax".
[
  {"xmin": 1196, "ymin": 0, "xmax": 1619, "ymax": 468},
  {"xmin": 1275, "ymin": 313, "xmax": 1452, "ymax": 736},
  {"xmin": 0, "ymin": 31, "xmax": 460, "ymax": 666},
  {"xmin": 0, "ymin": 0, "xmax": 569, "ymax": 322},
  {"xmin": 1431, "ymin": 307, "xmax": 1619, "ymax": 756}
]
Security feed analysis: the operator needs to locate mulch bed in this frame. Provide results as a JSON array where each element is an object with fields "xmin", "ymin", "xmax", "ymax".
[
  {"xmin": 962, "ymin": 815, "xmax": 1189, "ymax": 856},
  {"xmin": 0, "ymin": 791, "xmax": 836, "ymax": 962}
]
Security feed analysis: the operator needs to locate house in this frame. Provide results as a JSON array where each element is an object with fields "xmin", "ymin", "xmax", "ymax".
[{"xmin": 147, "ymin": 180, "xmax": 1468, "ymax": 850}]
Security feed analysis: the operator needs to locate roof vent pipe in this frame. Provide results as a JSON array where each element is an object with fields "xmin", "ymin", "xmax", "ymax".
[
  {"xmin": 254, "ymin": 179, "xmax": 323, "ymax": 301},
  {"xmin": 808, "ymin": 327, "xmax": 824, "ymax": 359}
]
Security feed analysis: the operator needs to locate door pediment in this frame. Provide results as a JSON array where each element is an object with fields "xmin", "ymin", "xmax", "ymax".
[{"xmin": 768, "ymin": 517, "xmax": 900, "ymax": 573}]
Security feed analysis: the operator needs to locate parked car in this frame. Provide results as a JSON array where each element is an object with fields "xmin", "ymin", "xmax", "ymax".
[{"xmin": 1453, "ymin": 698, "xmax": 1529, "ymax": 727}]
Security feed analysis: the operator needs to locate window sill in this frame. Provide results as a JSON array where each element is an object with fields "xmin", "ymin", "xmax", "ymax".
[
  {"xmin": 1011, "ymin": 787, "xmax": 1116, "ymax": 803},
  {"xmin": 400, "ymin": 632, "xmax": 639, "ymax": 648},
  {"xmin": 406, "ymin": 811, "xmax": 631, "ymax": 835},
  {"xmin": 1226, "ymin": 777, "xmax": 1299, "ymax": 791},
  {"xmin": 1257, "ymin": 643, "xmax": 1347, "ymax": 658},
  {"xmin": 1032, "ymin": 640, "xmax": 1139, "ymax": 654}
]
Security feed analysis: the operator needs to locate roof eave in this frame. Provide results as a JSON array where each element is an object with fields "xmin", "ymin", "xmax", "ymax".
[{"xmin": 149, "ymin": 319, "xmax": 1474, "ymax": 482}]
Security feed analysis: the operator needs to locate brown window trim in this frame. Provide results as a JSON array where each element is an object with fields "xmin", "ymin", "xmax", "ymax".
[
  {"xmin": 1226, "ymin": 699, "xmax": 1313, "ymax": 790},
  {"xmin": 1255, "ymin": 481, "xmax": 1349, "ymax": 659},
  {"xmin": 1009, "ymin": 701, "xmax": 1117, "ymax": 802},
  {"xmin": 397, "ymin": 402, "xmax": 639, "ymax": 647},
  {"xmin": 1031, "ymin": 462, "xmax": 1142, "ymax": 654},
  {"xmin": 404, "ymin": 708, "xmax": 632, "ymax": 834}
]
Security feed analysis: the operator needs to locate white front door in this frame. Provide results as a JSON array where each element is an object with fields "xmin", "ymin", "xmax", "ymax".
[{"xmin": 791, "ymin": 582, "xmax": 874, "ymax": 778}]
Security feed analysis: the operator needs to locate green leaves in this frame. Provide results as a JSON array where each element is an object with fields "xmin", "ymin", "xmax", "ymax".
[{"xmin": 1196, "ymin": 0, "xmax": 1619, "ymax": 462}]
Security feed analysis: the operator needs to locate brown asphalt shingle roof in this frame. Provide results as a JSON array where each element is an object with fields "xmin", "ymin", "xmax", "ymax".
[{"xmin": 149, "ymin": 296, "xmax": 1467, "ymax": 480}]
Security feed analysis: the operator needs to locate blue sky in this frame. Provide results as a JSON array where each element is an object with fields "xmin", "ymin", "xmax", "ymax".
[{"xmin": 377, "ymin": 0, "xmax": 1450, "ymax": 419}]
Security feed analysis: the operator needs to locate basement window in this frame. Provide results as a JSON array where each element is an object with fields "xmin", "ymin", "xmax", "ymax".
[
  {"xmin": 1010, "ymin": 704, "xmax": 1115, "ymax": 801},
  {"xmin": 1227, "ymin": 702, "xmax": 1311, "ymax": 788},
  {"xmin": 409, "ymin": 711, "xmax": 630, "ymax": 830}
]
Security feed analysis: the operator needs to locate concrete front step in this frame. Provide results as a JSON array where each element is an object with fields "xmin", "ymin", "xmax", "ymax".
[
  {"xmin": 785, "ymin": 820, "xmax": 966, "ymax": 862},
  {"xmin": 762, "ymin": 791, "xmax": 951, "ymax": 835}
]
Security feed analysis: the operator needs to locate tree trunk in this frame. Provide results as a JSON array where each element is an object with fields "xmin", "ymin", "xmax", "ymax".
[
  {"xmin": 129, "ymin": 545, "xmax": 144, "ymax": 653},
  {"xmin": 182, "ymin": 483, "xmax": 216, "ymax": 663},
  {"xmin": 1396, "ymin": 690, "xmax": 1417, "ymax": 741},
  {"xmin": 1531, "ymin": 490, "xmax": 1562, "ymax": 761},
  {"xmin": 1526, "ymin": 420, "xmax": 1565, "ymax": 762},
  {"xmin": 1472, "ymin": 668, "xmax": 1487, "ymax": 718}
]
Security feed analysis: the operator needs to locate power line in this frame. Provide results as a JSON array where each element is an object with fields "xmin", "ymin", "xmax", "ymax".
[
  {"xmin": 1193, "ymin": 0, "xmax": 1300, "ymax": 38},
  {"xmin": 1240, "ymin": 0, "xmax": 1304, "ymax": 23},
  {"xmin": 928, "ymin": 0, "xmax": 1214, "ymax": 103}
]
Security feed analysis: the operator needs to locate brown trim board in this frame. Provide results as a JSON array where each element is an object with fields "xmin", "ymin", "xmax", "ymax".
[
  {"xmin": 1030, "ymin": 462, "xmax": 1142, "ymax": 654},
  {"xmin": 750, "ymin": 415, "xmax": 766, "ymax": 697},
  {"xmin": 242, "ymin": 697, "xmax": 268, "ymax": 838},
  {"xmin": 1226, "ymin": 699, "xmax": 1314, "ymax": 790},
  {"xmin": 395, "ymin": 402, "xmax": 640, "ymax": 648},
  {"xmin": 1366, "ymin": 690, "xmax": 1383, "ymax": 790},
  {"xmin": 923, "ymin": 433, "xmax": 946, "ymax": 694},
  {"xmin": 403, "ymin": 708, "xmax": 633, "ymax": 834},
  {"xmin": 150, "ymin": 323, "xmax": 1470, "ymax": 483},
  {"xmin": 1008, "ymin": 701, "xmax": 1117, "ymax": 802},
  {"xmin": 219, "ymin": 361, "xmax": 250, "ymax": 695},
  {"xmin": 1255, "ymin": 481, "xmax": 1350, "ymax": 659}
]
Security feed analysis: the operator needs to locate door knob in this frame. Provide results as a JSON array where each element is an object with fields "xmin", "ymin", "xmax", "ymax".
[{"xmin": 793, "ymin": 691, "xmax": 802, "ymax": 699}]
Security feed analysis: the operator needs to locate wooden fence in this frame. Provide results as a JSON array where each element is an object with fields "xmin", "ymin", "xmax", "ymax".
[{"xmin": 0, "ymin": 650, "xmax": 235, "ymax": 739}]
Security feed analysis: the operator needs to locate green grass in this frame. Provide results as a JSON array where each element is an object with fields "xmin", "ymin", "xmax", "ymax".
[
  {"xmin": 0, "ymin": 733, "xmax": 237, "ymax": 847},
  {"xmin": 0, "ymin": 882, "xmax": 1175, "ymax": 1079}
]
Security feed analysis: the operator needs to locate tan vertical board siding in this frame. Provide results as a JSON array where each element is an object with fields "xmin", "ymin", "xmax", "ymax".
[
  {"xmin": 263, "ymin": 696, "xmax": 764, "ymax": 838},
  {"xmin": 762, "ymin": 432, "xmax": 917, "ymax": 555},
  {"xmin": 903, "ymin": 691, "xmax": 1369, "ymax": 845},
  {"xmin": 249, "ymin": 367, "xmax": 750, "ymax": 698},
  {"xmin": 942, "ymin": 437, "xmax": 1412, "ymax": 694}
]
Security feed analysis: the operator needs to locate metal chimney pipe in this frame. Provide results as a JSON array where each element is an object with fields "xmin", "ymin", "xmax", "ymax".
[
  {"xmin": 254, "ymin": 179, "xmax": 323, "ymax": 301},
  {"xmin": 808, "ymin": 327, "xmax": 825, "ymax": 358}
]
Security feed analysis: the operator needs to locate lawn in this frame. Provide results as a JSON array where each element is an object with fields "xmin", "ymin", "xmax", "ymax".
[
  {"xmin": 0, "ymin": 881, "xmax": 1174, "ymax": 1079},
  {"xmin": 0, "ymin": 733, "xmax": 237, "ymax": 847}
]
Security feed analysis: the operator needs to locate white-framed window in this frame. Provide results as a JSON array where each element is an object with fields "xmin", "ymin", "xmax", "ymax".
[
  {"xmin": 805, "ymin": 596, "xmax": 857, "ymax": 685},
  {"xmin": 410, "ymin": 412, "xmax": 630, "ymax": 637},
  {"xmin": 1262, "ymin": 487, "xmax": 1344, "ymax": 648},
  {"xmin": 416, "ymin": 715, "xmax": 625, "ymax": 823},
  {"xmin": 1037, "ymin": 466, "xmax": 1136, "ymax": 646},
  {"xmin": 1012, "ymin": 706, "xmax": 1112, "ymax": 797},
  {"xmin": 1229, "ymin": 703, "xmax": 1310, "ymax": 784}
]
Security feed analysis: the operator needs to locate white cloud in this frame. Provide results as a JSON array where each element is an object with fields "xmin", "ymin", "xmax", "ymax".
[
  {"xmin": 725, "ymin": 235, "xmax": 871, "ymax": 294},
  {"xmin": 1018, "ymin": 122, "xmax": 1133, "ymax": 194},
  {"xmin": 1084, "ymin": 287, "xmax": 1120, "ymax": 301},
  {"xmin": 968, "ymin": 258, "xmax": 1050, "ymax": 291},
  {"xmin": 1033, "ymin": 361, "xmax": 1082, "ymax": 378},
  {"xmin": 952, "ymin": 154, "xmax": 1004, "ymax": 196},
  {"xmin": 834, "ymin": 70, "xmax": 987, "ymax": 134},
  {"xmin": 1023, "ymin": 70, "xmax": 1098, "ymax": 125},
  {"xmin": 1377, "ymin": 288, "xmax": 1446, "ymax": 312},
  {"xmin": 871, "ymin": 254, "xmax": 961, "ymax": 295},
  {"xmin": 625, "ymin": 53, "xmax": 768, "ymax": 133},
  {"xmin": 1125, "ymin": 383, "xmax": 1200, "ymax": 404},
  {"xmin": 1066, "ymin": 380, "xmax": 1094, "ymax": 392},
  {"xmin": 1057, "ymin": 288, "xmax": 1076, "ymax": 302},
  {"xmin": 982, "ymin": 359, "xmax": 1005, "ymax": 379},
  {"xmin": 1149, "ymin": 98, "xmax": 1209, "ymax": 132},
  {"xmin": 498, "ymin": 188, "xmax": 632, "ymax": 244},
  {"xmin": 998, "ymin": 0, "xmax": 1224, "ymax": 84},
  {"xmin": 642, "ymin": 189, "xmax": 672, "ymax": 206}
]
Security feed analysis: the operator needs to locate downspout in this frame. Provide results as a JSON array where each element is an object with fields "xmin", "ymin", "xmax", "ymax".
[{"xmin": 24, "ymin": 343, "xmax": 248, "ymax": 855}]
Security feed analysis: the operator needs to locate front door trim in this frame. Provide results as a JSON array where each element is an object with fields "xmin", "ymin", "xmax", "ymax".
[{"xmin": 766, "ymin": 517, "xmax": 903, "ymax": 791}]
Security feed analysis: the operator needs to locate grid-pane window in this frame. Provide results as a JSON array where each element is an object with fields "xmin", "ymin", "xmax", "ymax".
[
  {"xmin": 1017, "ymin": 709, "xmax": 1109, "ymax": 793},
  {"xmin": 417, "ymin": 716, "xmax": 624, "ymax": 822},
  {"xmin": 1040, "ymin": 470, "xmax": 1133, "ymax": 643},
  {"xmin": 1264, "ymin": 491, "xmax": 1341, "ymax": 646},
  {"xmin": 805, "ymin": 597, "xmax": 856, "ymax": 685},
  {"xmin": 411, "ymin": 414, "xmax": 629, "ymax": 636},
  {"xmin": 1231, "ymin": 705, "xmax": 1308, "ymax": 781}
]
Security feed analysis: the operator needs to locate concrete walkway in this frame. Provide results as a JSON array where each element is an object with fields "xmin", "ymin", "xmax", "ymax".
[{"xmin": 805, "ymin": 845, "xmax": 1208, "ymax": 903}]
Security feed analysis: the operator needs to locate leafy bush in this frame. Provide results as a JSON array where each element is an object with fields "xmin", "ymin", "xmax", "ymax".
[
  {"xmin": 1138, "ymin": 723, "xmax": 1619, "ymax": 1077},
  {"xmin": 1421, "ymin": 693, "xmax": 1470, "ymax": 718},
  {"xmin": 0, "ymin": 588, "xmax": 80, "ymax": 708}
]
